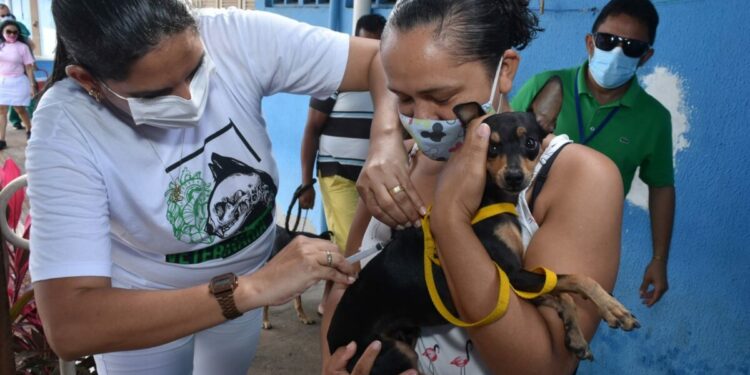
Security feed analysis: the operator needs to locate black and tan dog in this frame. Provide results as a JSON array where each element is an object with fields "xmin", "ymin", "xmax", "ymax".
[{"xmin": 327, "ymin": 77, "xmax": 639, "ymax": 373}]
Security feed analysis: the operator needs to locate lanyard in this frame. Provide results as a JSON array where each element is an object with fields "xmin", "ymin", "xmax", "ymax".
[{"xmin": 575, "ymin": 69, "xmax": 620, "ymax": 145}]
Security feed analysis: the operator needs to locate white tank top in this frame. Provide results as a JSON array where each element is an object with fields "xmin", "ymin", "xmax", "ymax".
[{"xmin": 358, "ymin": 135, "xmax": 572, "ymax": 373}]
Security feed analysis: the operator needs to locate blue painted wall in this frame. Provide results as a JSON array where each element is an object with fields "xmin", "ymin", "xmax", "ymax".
[{"xmin": 260, "ymin": 1, "xmax": 750, "ymax": 373}]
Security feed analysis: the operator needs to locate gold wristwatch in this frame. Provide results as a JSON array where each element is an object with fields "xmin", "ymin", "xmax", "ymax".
[{"xmin": 209, "ymin": 273, "xmax": 243, "ymax": 320}]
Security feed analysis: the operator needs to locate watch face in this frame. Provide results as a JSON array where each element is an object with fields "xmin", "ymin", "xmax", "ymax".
[{"xmin": 211, "ymin": 273, "xmax": 236, "ymax": 294}]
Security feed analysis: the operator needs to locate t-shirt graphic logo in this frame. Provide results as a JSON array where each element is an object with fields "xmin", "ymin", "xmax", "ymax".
[
  {"xmin": 165, "ymin": 168, "xmax": 212, "ymax": 244},
  {"xmin": 164, "ymin": 120, "xmax": 278, "ymax": 265},
  {"xmin": 206, "ymin": 153, "xmax": 275, "ymax": 239}
]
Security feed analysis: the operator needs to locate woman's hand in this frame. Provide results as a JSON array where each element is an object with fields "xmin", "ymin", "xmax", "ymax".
[
  {"xmin": 432, "ymin": 120, "xmax": 491, "ymax": 225},
  {"xmin": 324, "ymin": 341, "xmax": 418, "ymax": 375},
  {"xmin": 246, "ymin": 236, "xmax": 356, "ymax": 307},
  {"xmin": 357, "ymin": 140, "xmax": 426, "ymax": 228}
]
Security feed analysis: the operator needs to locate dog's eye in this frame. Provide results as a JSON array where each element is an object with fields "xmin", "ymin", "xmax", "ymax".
[
  {"xmin": 525, "ymin": 138, "xmax": 538, "ymax": 150},
  {"xmin": 488, "ymin": 144, "xmax": 500, "ymax": 156}
]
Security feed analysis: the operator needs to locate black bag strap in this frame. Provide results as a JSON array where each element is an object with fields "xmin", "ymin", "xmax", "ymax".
[{"xmin": 529, "ymin": 143, "xmax": 570, "ymax": 214}]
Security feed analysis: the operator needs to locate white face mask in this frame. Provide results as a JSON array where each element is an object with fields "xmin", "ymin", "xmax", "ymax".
[
  {"xmin": 399, "ymin": 57, "xmax": 504, "ymax": 161},
  {"xmin": 105, "ymin": 53, "xmax": 215, "ymax": 129}
]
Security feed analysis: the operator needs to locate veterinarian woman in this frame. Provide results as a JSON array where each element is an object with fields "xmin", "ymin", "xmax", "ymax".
[
  {"xmin": 26, "ymin": 1, "xmax": 395, "ymax": 373},
  {"xmin": 324, "ymin": 0, "xmax": 625, "ymax": 374}
]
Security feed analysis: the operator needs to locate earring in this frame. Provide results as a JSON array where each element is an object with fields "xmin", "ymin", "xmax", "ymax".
[{"xmin": 88, "ymin": 89, "xmax": 102, "ymax": 103}]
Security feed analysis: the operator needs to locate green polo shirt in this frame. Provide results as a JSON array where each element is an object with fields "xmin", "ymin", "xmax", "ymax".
[{"xmin": 511, "ymin": 62, "xmax": 673, "ymax": 194}]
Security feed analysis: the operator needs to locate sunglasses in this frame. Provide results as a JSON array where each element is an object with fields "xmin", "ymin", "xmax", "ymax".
[
  {"xmin": 593, "ymin": 32, "xmax": 650, "ymax": 58},
  {"xmin": 4, "ymin": 30, "xmax": 18, "ymax": 35}
]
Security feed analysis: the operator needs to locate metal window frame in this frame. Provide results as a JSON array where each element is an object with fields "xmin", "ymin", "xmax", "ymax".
[
  {"xmin": 194, "ymin": 0, "xmax": 251, "ymax": 8},
  {"xmin": 344, "ymin": 0, "xmax": 395, "ymax": 7},
  {"xmin": 267, "ymin": 0, "xmax": 330, "ymax": 6}
]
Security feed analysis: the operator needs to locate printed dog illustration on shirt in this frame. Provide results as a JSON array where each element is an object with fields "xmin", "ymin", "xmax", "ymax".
[{"xmin": 206, "ymin": 153, "xmax": 275, "ymax": 239}]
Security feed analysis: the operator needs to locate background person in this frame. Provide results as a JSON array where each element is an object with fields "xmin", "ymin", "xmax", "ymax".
[
  {"xmin": 0, "ymin": 2, "xmax": 36, "ymax": 133},
  {"xmin": 511, "ymin": 0, "xmax": 673, "ymax": 307},
  {"xmin": 0, "ymin": 19, "xmax": 35, "ymax": 149},
  {"xmin": 325, "ymin": 0, "xmax": 625, "ymax": 373},
  {"xmin": 27, "ymin": 1, "xmax": 396, "ymax": 374},
  {"xmin": 298, "ymin": 13, "xmax": 386, "ymax": 315}
]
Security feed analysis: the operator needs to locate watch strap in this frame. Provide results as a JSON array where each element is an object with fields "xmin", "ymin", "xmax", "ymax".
[
  {"xmin": 210, "ymin": 273, "xmax": 243, "ymax": 320},
  {"xmin": 215, "ymin": 290, "xmax": 243, "ymax": 320}
]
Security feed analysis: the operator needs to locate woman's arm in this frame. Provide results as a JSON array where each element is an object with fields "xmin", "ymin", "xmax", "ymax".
[
  {"xmin": 35, "ymin": 236, "xmax": 356, "ymax": 361},
  {"xmin": 25, "ymin": 64, "xmax": 36, "ymax": 95},
  {"xmin": 431, "ymin": 122, "xmax": 623, "ymax": 374},
  {"xmin": 339, "ymin": 37, "xmax": 425, "ymax": 228}
]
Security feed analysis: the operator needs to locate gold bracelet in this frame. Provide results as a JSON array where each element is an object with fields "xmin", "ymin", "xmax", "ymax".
[{"xmin": 653, "ymin": 255, "xmax": 667, "ymax": 262}]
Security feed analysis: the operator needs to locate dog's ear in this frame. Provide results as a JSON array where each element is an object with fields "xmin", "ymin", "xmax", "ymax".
[
  {"xmin": 530, "ymin": 76, "xmax": 563, "ymax": 134},
  {"xmin": 452, "ymin": 102, "xmax": 486, "ymax": 127}
]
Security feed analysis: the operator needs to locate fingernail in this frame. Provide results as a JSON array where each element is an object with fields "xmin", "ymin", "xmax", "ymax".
[
  {"xmin": 347, "ymin": 276, "xmax": 357, "ymax": 283},
  {"xmin": 347, "ymin": 341, "xmax": 356, "ymax": 350},
  {"xmin": 414, "ymin": 220, "xmax": 422, "ymax": 228},
  {"xmin": 405, "ymin": 370, "xmax": 418, "ymax": 375},
  {"xmin": 477, "ymin": 123, "xmax": 490, "ymax": 139},
  {"xmin": 396, "ymin": 225, "xmax": 405, "ymax": 230},
  {"xmin": 404, "ymin": 222, "xmax": 412, "ymax": 228},
  {"xmin": 370, "ymin": 340, "xmax": 382, "ymax": 350},
  {"xmin": 419, "ymin": 206, "xmax": 428, "ymax": 216}
]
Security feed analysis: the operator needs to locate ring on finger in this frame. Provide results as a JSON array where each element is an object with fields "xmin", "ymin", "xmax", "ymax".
[
  {"xmin": 326, "ymin": 250, "xmax": 333, "ymax": 267},
  {"xmin": 390, "ymin": 185, "xmax": 405, "ymax": 195}
]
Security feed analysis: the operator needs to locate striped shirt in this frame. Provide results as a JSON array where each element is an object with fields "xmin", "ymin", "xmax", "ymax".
[{"xmin": 310, "ymin": 91, "xmax": 373, "ymax": 181}]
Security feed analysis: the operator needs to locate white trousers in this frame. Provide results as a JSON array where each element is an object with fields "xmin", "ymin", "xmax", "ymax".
[{"xmin": 94, "ymin": 308, "xmax": 261, "ymax": 375}]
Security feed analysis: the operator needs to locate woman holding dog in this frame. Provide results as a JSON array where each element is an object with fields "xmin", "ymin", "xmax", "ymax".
[
  {"xmin": 25, "ymin": 0, "xmax": 396, "ymax": 373},
  {"xmin": 325, "ymin": 0, "xmax": 624, "ymax": 374}
]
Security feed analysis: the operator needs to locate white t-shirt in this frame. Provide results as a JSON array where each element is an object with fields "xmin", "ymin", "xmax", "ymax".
[
  {"xmin": 358, "ymin": 135, "xmax": 572, "ymax": 374},
  {"xmin": 27, "ymin": 8, "xmax": 349, "ymax": 290}
]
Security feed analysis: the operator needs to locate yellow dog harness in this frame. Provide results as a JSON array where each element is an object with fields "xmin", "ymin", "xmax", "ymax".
[{"xmin": 422, "ymin": 203, "xmax": 557, "ymax": 328}]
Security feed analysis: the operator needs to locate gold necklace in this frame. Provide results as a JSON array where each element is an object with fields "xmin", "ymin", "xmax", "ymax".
[{"xmin": 146, "ymin": 130, "xmax": 187, "ymax": 203}]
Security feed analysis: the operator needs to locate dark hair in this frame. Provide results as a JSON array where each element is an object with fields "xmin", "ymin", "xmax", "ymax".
[
  {"xmin": 47, "ymin": 0, "xmax": 196, "ymax": 90},
  {"xmin": 0, "ymin": 20, "xmax": 28, "ymax": 45},
  {"xmin": 386, "ymin": 0, "xmax": 541, "ymax": 77},
  {"xmin": 355, "ymin": 14, "xmax": 387, "ymax": 37},
  {"xmin": 592, "ymin": 0, "xmax": 659, "ymax": 44}
]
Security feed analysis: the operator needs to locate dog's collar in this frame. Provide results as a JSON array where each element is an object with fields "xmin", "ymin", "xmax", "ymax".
[
  {"xmin": 422, "ymin": 203, "xmax": 517, "ymax": 268},
  {"xmin": 471, "ymin": 203, "xmax": 518, "ymax": 224}
]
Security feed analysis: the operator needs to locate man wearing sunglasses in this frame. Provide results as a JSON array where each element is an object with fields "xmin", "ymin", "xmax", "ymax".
[{"xmin": 512, "ymin": 0, "xmax": 674, "ymax": 308}]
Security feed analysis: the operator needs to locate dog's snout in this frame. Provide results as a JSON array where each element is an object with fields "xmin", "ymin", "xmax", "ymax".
[{"xmin": 505, "ymin": 169, "xmax": 524, "ymax": 187}]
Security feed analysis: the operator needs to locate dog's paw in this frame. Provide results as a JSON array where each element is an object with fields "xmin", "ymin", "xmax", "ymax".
[
  {"xmin": 565, "ymin": 332, "xmax": 594, "ymax": 361},
  {"xmin": 262, "ymin": 321, "xmax": 273, "ymax": 330},
  {"xmin": 599, "ymin": 299, "xmax": 640, "ymax": 331},
  {"xmin": 298, "ymin": 315, "xmax": 316, "ymax": 325}
]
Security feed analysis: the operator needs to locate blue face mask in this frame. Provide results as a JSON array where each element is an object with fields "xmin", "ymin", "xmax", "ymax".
[
  {"xmin": 400, "ymin": 58, "xmax": 504, "ymax": 161},
  {"xmin": 588, "ymin": 46, "xmax": 640, "ymax": 89}
]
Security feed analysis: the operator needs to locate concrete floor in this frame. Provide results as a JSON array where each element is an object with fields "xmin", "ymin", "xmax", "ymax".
[
  {"xmin": 248, "ymin": 281, "xmax": 326, "ymax": 375},
  {"xmin": 0, "ymin": 123, "xmax": 29, "ymax": 173}
]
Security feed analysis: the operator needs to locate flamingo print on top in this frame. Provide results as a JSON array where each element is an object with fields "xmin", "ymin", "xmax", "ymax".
[{"xmin": 418, "ymin": 329, "xmax": 490, "ymax": 374}]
